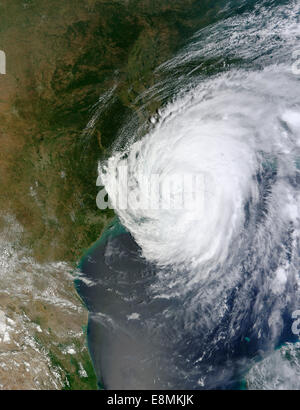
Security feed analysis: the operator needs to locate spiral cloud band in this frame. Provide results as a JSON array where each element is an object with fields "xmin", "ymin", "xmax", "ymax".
[
  {"xmin": 100, "ymin": 64, "xmax": 300, "ymax": 272},
  {"xmin": 94, "ymin": 0, "xmax": 300, "ymax": 388}
]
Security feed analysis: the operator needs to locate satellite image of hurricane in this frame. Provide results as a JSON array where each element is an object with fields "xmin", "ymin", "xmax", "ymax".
[{"xmin": 0, "ymin": 0, "xmax": 300, "ymax": 391}]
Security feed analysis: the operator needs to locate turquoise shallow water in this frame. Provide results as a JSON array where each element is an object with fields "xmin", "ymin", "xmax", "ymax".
[
  {"xmin": 75, "ymin": 217, "xmax": 299, "ymax": 389},
  {"xmin": 75, "ymin": 217, "xmax": 127, "ymax": 389},
  {"xmin": 75, "ymin": 0, "xmax": 300, "ymax": 390},
  {"xmin": 77, "ymin": 217, "xmax": 127, "ymax": 271}
]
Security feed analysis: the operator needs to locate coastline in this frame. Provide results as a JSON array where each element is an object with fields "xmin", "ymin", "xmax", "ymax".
[{"xmin": 75, "ymin": 217, "xmax": 128, "ymax": 389}]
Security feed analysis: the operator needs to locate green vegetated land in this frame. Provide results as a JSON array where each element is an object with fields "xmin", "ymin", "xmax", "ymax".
[
  {"xmin": 0, "ymin": 0, "xmax": 226, "ymax": 389},
  {"xmin": 0, "ymin": 0, "xmax": 225, "ymax": 263}
]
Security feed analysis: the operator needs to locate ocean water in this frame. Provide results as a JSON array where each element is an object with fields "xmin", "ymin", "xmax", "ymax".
[{"xmin": 77, "ymin": 0, "xmax": 300, "ymax": 389}]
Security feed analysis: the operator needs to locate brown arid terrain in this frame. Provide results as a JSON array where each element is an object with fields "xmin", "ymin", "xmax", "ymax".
[
  {"xmin": 0, "ymin": 0, "xmax": 224, "ymax": 389},
  {"xmin": 0, "ymin": 216, "xmax": 96, "ymax": 389}
]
